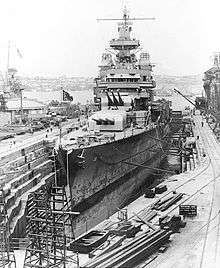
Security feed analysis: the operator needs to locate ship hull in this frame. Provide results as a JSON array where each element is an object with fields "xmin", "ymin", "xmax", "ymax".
[
  {"xmin": 57, "ymin": 122, "xmax": 174, "ymax": 235},
  {"xmin": 73, "ymin": 151, "xmax": 164, "ymax": 237}
]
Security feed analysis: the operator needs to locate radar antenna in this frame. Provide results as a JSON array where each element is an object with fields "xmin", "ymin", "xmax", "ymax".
[{"xmin": 97, "ymin": 6, "xmax": 155, "ymax": 23}]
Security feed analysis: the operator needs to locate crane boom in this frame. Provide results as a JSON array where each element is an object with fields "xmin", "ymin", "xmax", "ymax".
[{"xmin": 173, "ymin": 88, "xmax": 196, "ymax": 108}]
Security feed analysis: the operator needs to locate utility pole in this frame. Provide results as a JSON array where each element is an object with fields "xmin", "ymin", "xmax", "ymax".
[
  {"xmin": 66, "ymin": 149, "xmax": 75, "ymax": 219},
  {"xmin": 59, "ymin": 123, "xmax": 62, "ymax": 144},
  {"xmin": 20, "ymin": 88, "xmax": 24, "ymax": 124}
]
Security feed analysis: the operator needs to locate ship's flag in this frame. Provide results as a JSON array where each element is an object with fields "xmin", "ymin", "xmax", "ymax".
[
  {"xmin": 16, "ymin": 48, "xmax": 23, "ymax": 58},
  {"xmin": 62, "ymin": 89, "xmax": 73, "ymax": 102}
]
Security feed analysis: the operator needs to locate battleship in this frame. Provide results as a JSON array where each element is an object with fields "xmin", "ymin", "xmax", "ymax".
[
  {"xmin": 1, "ymin": 3, "xmax": 220, "ymax": 268},
  {"xmin": 57, "ymin": 7, "xmax": 175, "ymax": 228}
]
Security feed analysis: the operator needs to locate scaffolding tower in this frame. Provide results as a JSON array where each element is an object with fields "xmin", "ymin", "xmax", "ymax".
[
  {"xmin": 24, "ymin": 183, "xmax": 79, "ymax": 268},
  {"xmin": 0, "ymin": 188, "xmax": 16, "ymax": 268}
]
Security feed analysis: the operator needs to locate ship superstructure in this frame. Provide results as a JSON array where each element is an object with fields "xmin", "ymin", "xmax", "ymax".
[{"xmin": 92, "ymin": 7, "xmax": 156, "ymax": 132}]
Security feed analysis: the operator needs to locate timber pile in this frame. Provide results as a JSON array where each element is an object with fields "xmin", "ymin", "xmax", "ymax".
[
  {"xmin": 83, "ymin": 229, "xmax": 172, "ymax": 268},
  {"xmin": 138, "ymin": 209, "xmax": 157, "ymax": 222},
  {"xmin": 88, "ymin": 235, "xmax": 126, "ymax": 259},
  {"xmin": 152, "ymin": 193, "xmax": 183, "ymax": 212}
]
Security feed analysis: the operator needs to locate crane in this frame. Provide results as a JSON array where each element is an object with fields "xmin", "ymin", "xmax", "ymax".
[
  {"xmin": 173, "ymin": 88, "xmax": 196, "ymax": 107},
  {"xmin": 173, "ymin": 88, "xmax": 207, "ymax": 111}
]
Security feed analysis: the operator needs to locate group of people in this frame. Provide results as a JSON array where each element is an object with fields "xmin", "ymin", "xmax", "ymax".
[
  {"xmin": 8, "ymin": 125, "xmax": 54, "ymax": 148},
  {"xmin": 45, "ymin": 127, "xmax": 53, "ymax": 138}
]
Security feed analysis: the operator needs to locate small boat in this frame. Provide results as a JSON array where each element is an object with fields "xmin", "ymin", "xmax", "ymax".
[{"xmin": 68, "ymin": 230, "xmax": 109, "ymax": 254}]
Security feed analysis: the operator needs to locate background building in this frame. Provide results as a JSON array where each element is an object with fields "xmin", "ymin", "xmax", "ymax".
[{"xmin": 6, "ymin": 97, "xmax": 47, "ymax": 123}]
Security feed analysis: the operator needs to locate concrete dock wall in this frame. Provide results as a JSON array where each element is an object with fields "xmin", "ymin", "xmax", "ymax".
[{"xmin": 0, "ymin": 138, "xmax": 56, "ymax": 239}]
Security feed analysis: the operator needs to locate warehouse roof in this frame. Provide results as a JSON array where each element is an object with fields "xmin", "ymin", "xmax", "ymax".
[{"xmin": 6, "ymin": 98, "xmax": 46, "ymax": 111}]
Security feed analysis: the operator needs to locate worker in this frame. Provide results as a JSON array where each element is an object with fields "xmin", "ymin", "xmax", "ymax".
[
  {"xmin": 201, "ymin": 121, "xmax": 204, "ymax": 127},
  {"xmin": 9, "ymin": 140, "xmax": 13, "ymax": 148}
]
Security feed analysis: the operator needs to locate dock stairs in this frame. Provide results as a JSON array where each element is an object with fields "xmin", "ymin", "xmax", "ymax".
[{"xmin": 0, "ymin": 140, "xmax": 56, "ymax": 242}]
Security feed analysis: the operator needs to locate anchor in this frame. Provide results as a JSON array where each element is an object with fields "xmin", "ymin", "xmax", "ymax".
[{"xmin": 77, "ymin": 149, "xmax": 86, "ymax": 167}]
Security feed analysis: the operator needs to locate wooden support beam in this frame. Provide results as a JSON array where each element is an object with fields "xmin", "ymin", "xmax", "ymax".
[{"xmin": 38, "ymin": 209, "xmax": 80, "ymax": 215}]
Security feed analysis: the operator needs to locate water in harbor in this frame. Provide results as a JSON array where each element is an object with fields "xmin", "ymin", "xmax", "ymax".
[{"xmin": 23, "ymin": 89, "xmax": 194, "ymax": 108}]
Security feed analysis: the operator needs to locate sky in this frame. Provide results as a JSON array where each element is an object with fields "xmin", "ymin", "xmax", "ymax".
[{"xmin": 0, "ymin": 0, "xmax": 219, "ymax": 77}]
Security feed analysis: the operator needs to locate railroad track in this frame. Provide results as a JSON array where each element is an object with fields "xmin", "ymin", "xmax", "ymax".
[{"xmin": 195, "ymin": 116, "xmax": 220, "ymax": 268}]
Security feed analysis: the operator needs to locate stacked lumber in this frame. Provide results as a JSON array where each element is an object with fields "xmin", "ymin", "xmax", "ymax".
[
  {"xmin": 152, "ymin": 193, "xmax": 183, "ymax": 211},
  {"xmin": 138, "ymin": 209, "xmax": 157, "ymax": 222},
  {"xmin": 83, "ymin": 229, "xmax": 172, "ymax": 268}
]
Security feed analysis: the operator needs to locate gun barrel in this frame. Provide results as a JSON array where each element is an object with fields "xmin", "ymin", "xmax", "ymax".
[{"xmin": 105, "ymin": 118, "xmax": 114, "ymax": 124}]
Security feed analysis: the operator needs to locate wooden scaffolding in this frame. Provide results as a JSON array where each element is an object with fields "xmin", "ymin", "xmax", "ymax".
[{"xmin": 24, "ymin": 182, "xmax": 79, "ymax": 268}]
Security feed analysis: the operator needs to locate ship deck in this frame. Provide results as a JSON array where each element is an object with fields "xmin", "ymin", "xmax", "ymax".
[{"xmin": 61, "ymin": 122, "xmax": 157, "ymax": 150}]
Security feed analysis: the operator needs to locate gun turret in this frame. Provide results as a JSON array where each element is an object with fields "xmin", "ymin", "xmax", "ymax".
[{"xmin": 105, "ymin": 118, "xmax": 115, "ymax": 125}]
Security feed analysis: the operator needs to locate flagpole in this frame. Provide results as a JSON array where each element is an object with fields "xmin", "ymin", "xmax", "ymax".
[
  {"xmin": 20, "ymin": 88, "xmax": 24, "ymax": 124},
  {"xmin": 6, "ymin": 41, "xmax": 10, "ymax": 86},
  {"xmin": 7, "ymin": 41, "xmax": 10, "ymax": 71},
  {"xmin": 61, "ymin": 86, "xmax": 63, "ymax": 103}
]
